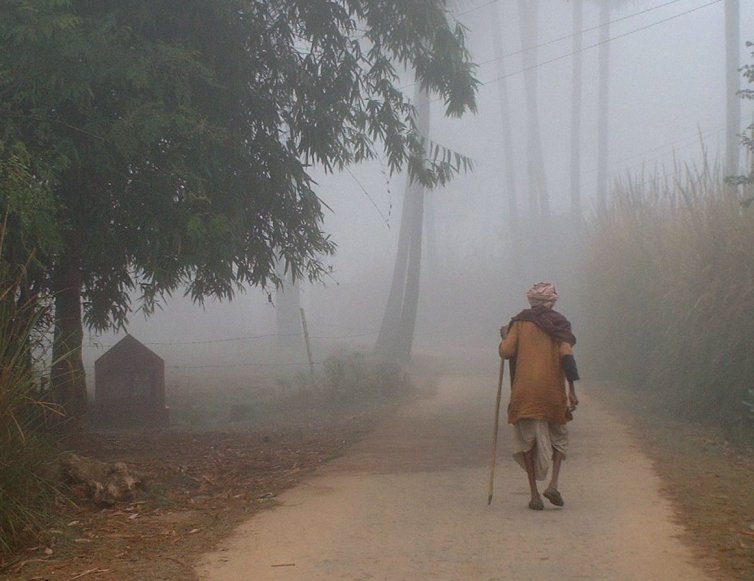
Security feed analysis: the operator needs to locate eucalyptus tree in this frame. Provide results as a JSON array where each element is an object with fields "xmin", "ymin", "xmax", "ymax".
[
  {"xmin": 374, "ymin": 0, "xmax": 478, "ymax": 364},
  {"xmin": 275, "ymin": 270, "xmax": 302, "ymax": 351},
  {"xmin": 590, "ymin": 0, "xmax": 632, "ymax": 210},
  {"xmin": 730, "ymin": 40, "xmax": 754, "ymax": 200},
  {"xmin": 518, "ymin": 0, "xmax": 550, "ymax": 223},
  {"xmin": 517, "ymin": 0, "xmax": 550, "ymax": 269},
  {"xmin": 724, "ymin": 0, "xmax": 741, "ymax": 192},
  {"xmin": 0, "ymin": 0, "xmax": 477, "ymax": 414},
  {"xmin": 491, "ymin": 1, "xmax": 523, "ymax": 279},
  {"xmin": 596, "ymin": 0, "xmax": 611, "ymax": 211},
  {"xmin": 570, "ymin": 0, "xmax": 584, "ymax": 221},
  {"xmin": 374, "ymin": 85, "xmax": 429, "ymax": 363},
  {"xmin": 375, "ymin": 81, "xmax": 477, "ymax": 364}
]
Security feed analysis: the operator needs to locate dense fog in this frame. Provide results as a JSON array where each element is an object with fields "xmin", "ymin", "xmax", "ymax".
[{"xmin": 82, "ymin": 0, "xmax": 754, "ymax": 401}]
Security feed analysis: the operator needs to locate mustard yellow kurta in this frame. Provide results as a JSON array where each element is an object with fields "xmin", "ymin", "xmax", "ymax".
[{"xmin": 499, "ymin": 320, "xmax": 573, "ymax": 425}]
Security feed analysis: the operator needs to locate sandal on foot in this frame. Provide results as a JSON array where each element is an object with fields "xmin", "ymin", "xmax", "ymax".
[
  {"xmin": 543, "ymin": 488, "xmax": 564, "ymax": 507},
  {"xmin": 528, "ymin": 498, "xmax": 544, "ymax": 510}
]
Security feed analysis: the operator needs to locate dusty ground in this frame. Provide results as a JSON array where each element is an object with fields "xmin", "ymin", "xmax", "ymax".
[
  {"xmin": 3, "ymin": 366, "xmax": 753, "ymax": 580},
  {"xmin": 197, "ymin": 373, "xmax": 716, "ymax": 580},
  {"xmin": 0, "ymin": 403, "xmax": 397, "ymax": 580},
  {"xmin": 590, "ymin": 381, "xmax": 754, "ymax": 580}
]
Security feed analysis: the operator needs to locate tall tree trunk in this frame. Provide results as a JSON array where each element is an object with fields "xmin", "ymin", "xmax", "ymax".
[
  {"xmin": 724, "ymin": 0, "xmax": 741, "ymax": 193},
  {"xmin": 596, "ymin": 3, "xmax": 611, "ymax": 211},
  {"xmin": 375, "ymin": 84, "xmax": 429, "ymax": 363},
  {"xmin": 492, "ymin": 1, "xmax": 523, "ymax": 279},
  {"xmin": 424, "ymin": 188, "xmax": 438, "ymax": 271},
  {"xmin": 51, "ymin": 234, "xmax": 87, "ymax": 417},
  {"xmin": 274, "ymin": 268, "xmax": 302, "ymax": 351},
  {"xmin": 570, "ymin": 0, "xmax": 584, "ymax": 221},
  {"xmin": 518, "ymin": 0, "xmax": 550, "ymax": 269},
  {"xmin": 374, "ymin": 175, "xmax": 415, "ymax": 359},
  {"xmin": 394, "ymin": 171, "xmax": 425, "ymax": 362}
]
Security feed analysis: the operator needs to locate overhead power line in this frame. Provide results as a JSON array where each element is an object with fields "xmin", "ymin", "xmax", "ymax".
[
  {"xmin": 345, "ymin": 167, "xmax": 391, "ymax": 228},
  {"xmin": 166, "ymin": 361, "xmax": 324, "ymax": 370},
  {"xmin": 480, "ymin": 0, "xmax": 723, "ymax": 88},
  {"xmin": 84, "ymin": 360, "xmax": 323, "ymax": 371},
  {"xmin": 88, "ymin": 330, "xmax": 378, "ymax": 349},
  {"xmin": 542, "ymin": 119, "xmax": 744, "ymax": 201},
  {"xmin": 611, "ymin": 123, "xmax": 726, "ymax": 171},
  {"xmin": 475, "ymin": 0, "xmax": 686, "ymax": 67},
  {"xmin": 144, "ymin": 333, "xmax": 298, "ymax": 346},
  {"xmin": 455, "ymin": 0, "xmax": 498, "ymax": 18}
]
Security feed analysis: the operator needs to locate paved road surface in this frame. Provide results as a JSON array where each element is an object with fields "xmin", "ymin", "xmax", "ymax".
[{"xmin": 196, "ymin": 371, "xmax": 709, "ymax": 580}]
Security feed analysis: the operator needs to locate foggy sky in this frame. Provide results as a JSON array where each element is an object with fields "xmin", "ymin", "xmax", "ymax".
[{"xmin": 86, "ymin": 0, "xmax": 754, "ymax": 378}]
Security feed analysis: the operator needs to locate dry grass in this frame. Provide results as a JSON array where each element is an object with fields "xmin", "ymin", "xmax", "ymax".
[
  {"xmin": 0, "ymin": 352, "xmax": 409, "ymax": 580},
  {"xmin": 0, "ymin": 290, "xmax": 63, "ymax": 553},
  {"xmin": 578, "ymin": 159, "xmax": 754, "ymax": 440},
  {"xmin": 592, "ymin": 381, "xmax": 754, "ymax": 579}
]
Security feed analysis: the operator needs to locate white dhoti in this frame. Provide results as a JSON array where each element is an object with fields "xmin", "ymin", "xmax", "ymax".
[{"xmin": 512, "ymin": 418, "xmax": 569, "ymax": 481}]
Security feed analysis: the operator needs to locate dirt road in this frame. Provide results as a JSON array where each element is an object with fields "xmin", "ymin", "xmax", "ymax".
[{"xmin": 196, "ymin": 372, "xmax": 710, "ymax": 580}]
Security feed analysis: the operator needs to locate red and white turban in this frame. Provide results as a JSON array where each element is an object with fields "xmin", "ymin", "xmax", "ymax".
[{"xmin": 526, "ymin": 282, "xmax": 559, "ymax": 309}]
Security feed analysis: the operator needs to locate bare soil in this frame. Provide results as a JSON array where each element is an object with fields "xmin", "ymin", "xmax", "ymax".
[
  {"xmin": 589, "ymin": 381, "xmax": 754, "ymax": 580},
  {"xmin": 3, "ymin": 370, "xmax": 753, "ymax": 580},
  {"xmin": 197, "ymin": 374, "xmax": 712, "ymax": 579},
  {"xmin": 0, "ymin": 400, "xmax": 399, "ymax": 581}
]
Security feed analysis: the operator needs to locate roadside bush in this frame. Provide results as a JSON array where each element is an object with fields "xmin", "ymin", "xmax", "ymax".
[
  {"xmin": 275, "ymin": 350, "xmax": 409, "ymax": 413},
  {"xmin": 168, "ymin": 351, "xmax": 410, "ymax": 429},
  {"xmin": 0, "ymin": 287, "xmax": 62, "ymax": 554},
  {"xmin": 578, "ymin": 161, "xmax": 754, "ymax": 438},
  {"xmin": 323, "ymin": 351, "xmax": 407, "ymax": 399}
]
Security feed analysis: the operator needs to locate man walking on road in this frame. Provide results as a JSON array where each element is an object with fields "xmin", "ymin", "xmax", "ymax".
[{"xmin": 499, "ymin": 282, "xmax": 580, "ymax": 510}]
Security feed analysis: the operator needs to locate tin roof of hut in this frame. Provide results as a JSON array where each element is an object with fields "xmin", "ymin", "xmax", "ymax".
[{"xmin": 95, "ymin": 334, "xmax": 163, "ymax": 370}]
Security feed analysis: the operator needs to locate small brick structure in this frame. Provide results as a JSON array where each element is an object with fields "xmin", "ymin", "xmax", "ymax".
[{"xmin": 94, "ymin": 334, "xmax": 169, "ymax": 428}]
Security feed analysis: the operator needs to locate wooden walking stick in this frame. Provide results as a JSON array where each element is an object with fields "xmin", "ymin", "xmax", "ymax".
[{"xmin": 487, "ymin": 358, "xmax": 505, "ymax": 505}]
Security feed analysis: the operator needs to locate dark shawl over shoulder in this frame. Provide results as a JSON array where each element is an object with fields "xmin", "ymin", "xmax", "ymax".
[{"xmin": 510, "ymin": 305, "xmax": 576, "ymax": 346}]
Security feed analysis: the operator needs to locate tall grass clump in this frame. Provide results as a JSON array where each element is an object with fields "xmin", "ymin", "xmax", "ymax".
[
  {"xmin": 579, "ymin": 159, "xmax": 754, "ymax": 438},
  {"xmin": 0, "ymin": 279, "xmax": 62, "ymax": 554}
]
